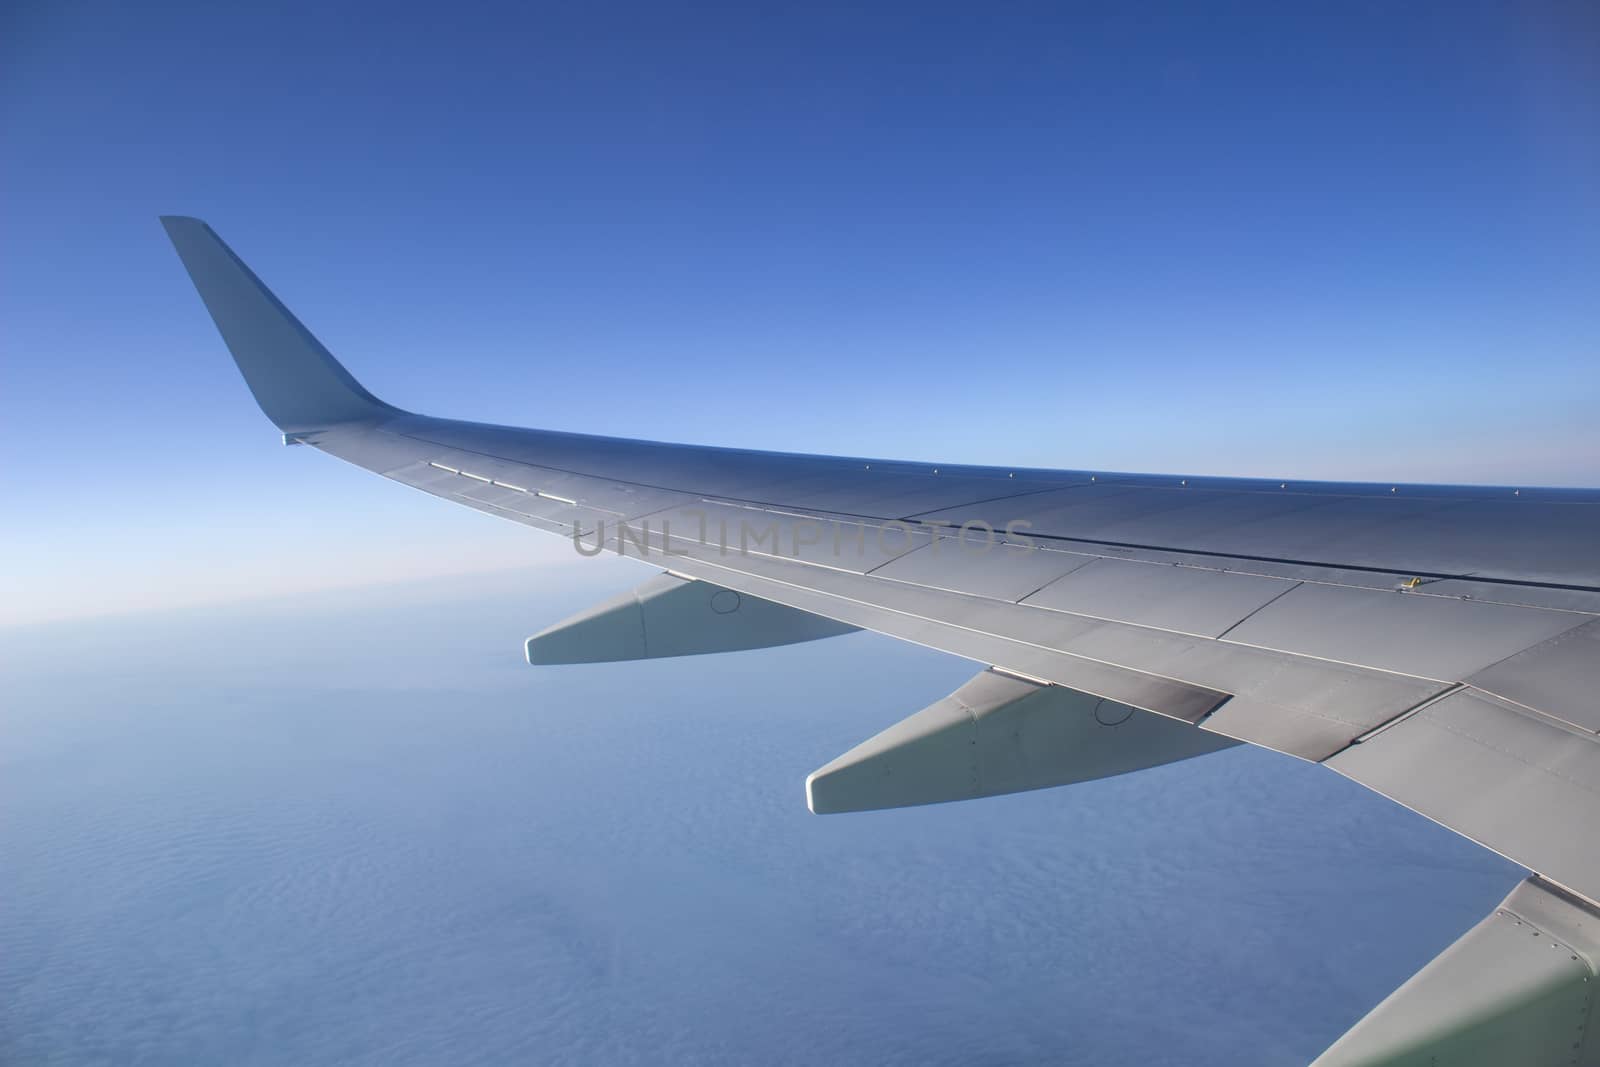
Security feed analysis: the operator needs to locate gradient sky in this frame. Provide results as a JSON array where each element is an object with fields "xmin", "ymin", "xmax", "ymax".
[{"xmin": 3, "ymin": 1, "xmax": 1597, "ymax": 624}]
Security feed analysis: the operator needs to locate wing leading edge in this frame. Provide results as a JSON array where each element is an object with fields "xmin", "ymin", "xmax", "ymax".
[{"xmin": 164, "ymin": 218, "xmax": 1600, "ymax": 1066}]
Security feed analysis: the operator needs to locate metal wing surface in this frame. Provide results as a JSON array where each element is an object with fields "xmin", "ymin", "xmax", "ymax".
[{"xmin": 164, "ymin": 217, "xmax": 1600, "ymax": 1066}]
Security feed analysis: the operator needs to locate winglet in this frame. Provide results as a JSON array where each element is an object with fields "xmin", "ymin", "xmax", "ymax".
[{"xmin": 160, "ymin": 216, "xmax": 405, "ymax": 433}]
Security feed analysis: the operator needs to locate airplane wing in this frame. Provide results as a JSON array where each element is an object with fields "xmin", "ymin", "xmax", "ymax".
[{"xmin": 162, "ymin": 216, "xmax": 1600, "ymax": 1066}]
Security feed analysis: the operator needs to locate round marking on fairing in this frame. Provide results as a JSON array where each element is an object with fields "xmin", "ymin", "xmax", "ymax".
[
  {"xmin": 710, "ymin": 590, "xmax": 741, "ymax": 615},
  {"xmin": 1094, "ymin": 700, "xmax": 1133, "ymax": 727}
]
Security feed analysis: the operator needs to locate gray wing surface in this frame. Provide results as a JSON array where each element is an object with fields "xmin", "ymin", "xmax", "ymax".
[{"xmin": 163, "ymin": 217, "xmax": 1600, "ymax": 1066}]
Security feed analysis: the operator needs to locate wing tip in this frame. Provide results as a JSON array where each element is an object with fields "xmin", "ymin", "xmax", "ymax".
[{"xmin": 161, "ymin": 217, "xmax": 401, "ymax": 432}]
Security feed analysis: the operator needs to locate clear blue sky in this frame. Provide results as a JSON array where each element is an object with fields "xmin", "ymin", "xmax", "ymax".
[{"xmin": 3, "ymin": 1, "xmax": 1597, "ymax": 623}]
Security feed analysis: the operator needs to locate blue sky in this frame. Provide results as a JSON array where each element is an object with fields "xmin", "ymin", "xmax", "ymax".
[
  {"xmin": 3, "ymin": 1, "xmax": 1597, "ymax": 623},
  {"xmin": 0, "ymin": 9, "xmax": 1587, "ymax": 1062}
]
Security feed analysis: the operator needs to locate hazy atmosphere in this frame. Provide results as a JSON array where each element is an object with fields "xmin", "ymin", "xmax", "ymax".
[
  {"xmin": 2, "ymin": 566, "xmax": 1521, "ymax": 1065},
  {"xmin": 2, "ymin": 2, "xmax": 1595, "ymax": 1064}
]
